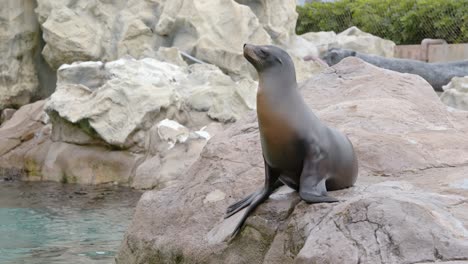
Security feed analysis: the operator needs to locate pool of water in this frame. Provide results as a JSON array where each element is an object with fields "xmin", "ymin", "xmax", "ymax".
[{"xmin": 0, "ymin": 180, "xmax": 142, "ymax": 264}]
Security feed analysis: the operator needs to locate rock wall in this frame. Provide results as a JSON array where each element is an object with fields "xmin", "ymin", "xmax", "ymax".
[
  {"xmin": 34, "ymin": 0, "xmax": 318, "ymax": 77},
  {"xmin": 116, "ymin": 58, "xmax": 468, "ymax": 264}
]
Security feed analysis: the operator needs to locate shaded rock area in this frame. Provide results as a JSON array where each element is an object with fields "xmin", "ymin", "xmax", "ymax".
[
  {"xmin": 302, "ymin": 26, "xmax": 396, "ymax": 57},
  {"xmin": 441, "ymin": 76, "xmax": 468, "ymax": 111},
  {"xmin": 116, "ymin": 58, "xmax": 468, "ymax": 264}
]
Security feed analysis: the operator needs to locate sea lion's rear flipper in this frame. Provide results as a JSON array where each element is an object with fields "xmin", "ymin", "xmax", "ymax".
[
  {"xmin": 299, "ymin": 145, "xmax": 339, "ymax": 204},
  {"xmin": 228, "ymin": 159, "xmax": 280, "ymax": 239},
  {"xmin": 225, "ymin": 180, "xmax": 283, "ymax": 218}
]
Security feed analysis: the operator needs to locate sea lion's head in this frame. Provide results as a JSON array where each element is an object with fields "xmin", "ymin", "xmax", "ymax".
[
  {"xmin": 321, "ymin": 48, "xmax": 357, "ymax": 66},
  {"xmin": 243, "ymin": 44, "xmax": 294, "ymax": 74}
]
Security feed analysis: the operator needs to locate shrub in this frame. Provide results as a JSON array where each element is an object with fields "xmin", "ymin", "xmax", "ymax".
[{"xmin": 296, "ymin": 0, "xmax": 468, "ymax": 45}]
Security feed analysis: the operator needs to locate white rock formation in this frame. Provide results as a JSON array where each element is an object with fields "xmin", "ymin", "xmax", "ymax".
[
  {"xmin": 302, "ymin": 26, "xmax": 395, "ymax": 57},
  {"xmin": 440, "ymin": 76, "xmax": 468, "ymax": 111},
  {"xmin": 45, "ymin": 56, "xmax": 257, "ymax": 148}
]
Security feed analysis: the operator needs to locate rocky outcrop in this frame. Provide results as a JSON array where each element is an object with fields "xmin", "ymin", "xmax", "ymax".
[
  {"xmin": 441, "ymin": 76, "xmax": 468, "ymax": 111},
  {"xmin": 302, "ymin": 26, "xmax": 396, "ymax": 57},
  {"xmin": 116, "ymin": 58, "xmax": 468, "ymax": 264},
  {"xmin": 1, "ymin": 54, "xmax": 257, "ymax": 187}
]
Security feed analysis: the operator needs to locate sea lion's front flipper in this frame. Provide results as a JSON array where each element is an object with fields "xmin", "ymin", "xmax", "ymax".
[
  {"xmin": 299, "ymin": 145, "xmax": 339, "ymax": 204},
  {"xmin": 228, "ymin": 159, "xmax": 280, "ymax": 239}
]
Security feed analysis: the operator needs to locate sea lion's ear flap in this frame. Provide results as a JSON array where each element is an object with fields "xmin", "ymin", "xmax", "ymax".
[{"xmin": 276, "ymin": 57, "xmax": 283, "ymax": 64}]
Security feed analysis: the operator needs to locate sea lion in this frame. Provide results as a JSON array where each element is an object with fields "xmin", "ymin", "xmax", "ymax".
[
  {"xmin": 225, "ymin": 44, "xmax": 358, "ymax": 238},
  {"xmin": 322, "ymin": 48, "xmax": 468, "ymax": 92}
]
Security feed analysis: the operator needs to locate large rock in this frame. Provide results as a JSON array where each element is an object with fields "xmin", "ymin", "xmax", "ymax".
[
  {"xmin": 116, "ymin": 58, "xmax": 468, "ymax": 263},
  {"xmin": 0, "ymin": 0, "xmax": 40, "ymax": 109},
  {"xmin": 440, "ymin": 76, "xmax": 468, "ymax": 111},
  {"xmin": 45, "ymin": 56, "xmax": 256, "ymax": 148},
  {"xmin": 302, "ymin": 26, "xmax": 395, "ymax": 57}
]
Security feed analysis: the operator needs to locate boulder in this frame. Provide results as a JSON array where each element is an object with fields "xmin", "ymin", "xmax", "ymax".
[
  {"xmin": 0, "ymin": 100, "xmax": 46, "ymax": 159},
  {"xmin": 116, "ymin": 58, "xmax": 468, "ymax": 263},
  {"xmin": 302, "ymin": 26, "xmax": 395, "ymax": 57},
  {"xmin": 45, "ymin": 56, "xmax": 257, "ymax": 148},
  {"xmin": 440, "ymin": 76, "xmax": 468, "ymax": 111},
  {"xmin": 0, "ymin": 0, "xmax": 40, "ymax": 109}
]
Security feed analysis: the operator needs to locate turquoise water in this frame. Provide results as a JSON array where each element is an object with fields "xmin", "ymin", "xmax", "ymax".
[{"xmin": 0, "ymin": 180, "xmax": 142, "ymax": 264}]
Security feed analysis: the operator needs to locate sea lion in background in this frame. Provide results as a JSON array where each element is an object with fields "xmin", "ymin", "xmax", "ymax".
[
  {"xmin": 225, "ymin": 44, "xmax": 358, "ymax": 238},
  {"xmin": 322, "ymin": 48, "xmax": 468, "ymax": 92}
]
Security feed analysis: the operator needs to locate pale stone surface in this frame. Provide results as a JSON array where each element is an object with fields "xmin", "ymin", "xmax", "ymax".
[
  {"xmin": 116, "ymin": 58, "xmax": 468, "ymax": 263},
  {"xmin": 45, "ymin": 57, "xmax": 257, "ymax": 148},
  {"xmin": 441, "ymin": 76, "xmax": 468, "ymax": 111},
  {"xmin": 0, "ymin": 0, "xmax": 40, "ymax": 109},
  {"xmin": 302, "ymin": 26, "xmax": 396, "ymax": 57}
]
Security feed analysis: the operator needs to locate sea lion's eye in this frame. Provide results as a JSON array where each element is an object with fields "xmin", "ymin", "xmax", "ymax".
[{"xmin": 259, "ymin": 49, "xmax": 268, "ymax": 57}]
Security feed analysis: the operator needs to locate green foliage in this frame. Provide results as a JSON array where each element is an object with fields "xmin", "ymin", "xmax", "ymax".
[{"xmin": 296, "ymin": 0, "xmax": 468, "ymax": 44}]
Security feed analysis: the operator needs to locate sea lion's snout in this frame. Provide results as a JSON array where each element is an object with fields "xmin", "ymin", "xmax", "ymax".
[{"xmin": 243, "ymin": 44, "xmax": 260, "ymax": 66}]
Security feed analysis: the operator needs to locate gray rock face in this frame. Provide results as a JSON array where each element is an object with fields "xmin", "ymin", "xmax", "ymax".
[
  {"xmin": 0, "ymin": 0, "xmax": 56, "ymax": 111},
  {"xmin": 116, "ymin": 58, "xmax": 468, "ymax": 264},
  {"xmin": 0, "ymin": 0, "xmax": 40, "ymax": 109},
  {"xmin": 322, "ymin": 48, "xmax": 468, "ymax": 92}
]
